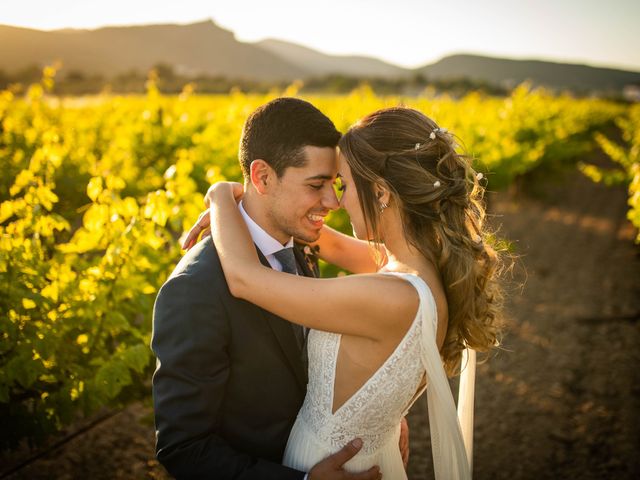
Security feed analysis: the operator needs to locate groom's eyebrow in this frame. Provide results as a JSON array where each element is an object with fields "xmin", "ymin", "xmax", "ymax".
[{"xmin": 305, "ymin": 174, "xmax": 334, "ymax": 181}]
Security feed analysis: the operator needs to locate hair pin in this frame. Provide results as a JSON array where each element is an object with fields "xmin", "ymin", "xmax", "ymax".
[
  {"xmin": 429, "ymin": 127, "xmax": 448, "ymax": 141},
  {"xmin": 433, "ymin": 180, "xmax": 441, "ymax": 188},
  {"xmin": 415, "ymin": 143, "xmax": 421, "ymax": 150}
]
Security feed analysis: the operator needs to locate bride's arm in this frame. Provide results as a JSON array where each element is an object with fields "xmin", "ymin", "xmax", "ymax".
[
  {"xmin": 183, "ymin": 208, "xmax": 382, "ymax": 273},
  {"xmin": 308, "ymin": 226, "xmax": 383, "ymax": 274},
  {"xmin": 208, "ymin": 183, "xmax": 417, "ymax": 341}
]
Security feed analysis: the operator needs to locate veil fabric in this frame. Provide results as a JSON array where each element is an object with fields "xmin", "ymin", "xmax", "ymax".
[
  {"xmin": 457, "ymin": 348, "xmax": 476, "ymax": 473},
  {"xmin": 415, "ymin": 275, "xmax": 473, "ymax": 479}
]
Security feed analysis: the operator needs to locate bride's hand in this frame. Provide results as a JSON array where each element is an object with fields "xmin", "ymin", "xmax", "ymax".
[
  {"xmin": 181, "ymin": 182, "xmax": 243, "ymax": 250},
  {"xmin": 204, "ymin": 181, "xmax": 244, "ymax": 208}
]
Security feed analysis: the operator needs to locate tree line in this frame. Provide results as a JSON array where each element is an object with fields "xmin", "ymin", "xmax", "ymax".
[{"xmin": 0, "ymin": 63, "xmax": 509, "ymax": 96}]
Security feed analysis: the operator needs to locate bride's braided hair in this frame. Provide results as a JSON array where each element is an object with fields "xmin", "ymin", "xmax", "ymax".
[{"xmin": 339, "ymin": 107, "xmax": 504, "ymax": 376}]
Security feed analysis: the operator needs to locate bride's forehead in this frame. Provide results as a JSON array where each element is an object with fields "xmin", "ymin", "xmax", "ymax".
[{"xmin": 337, "ymin": 154, "xmax": 350, "ymax": 175}]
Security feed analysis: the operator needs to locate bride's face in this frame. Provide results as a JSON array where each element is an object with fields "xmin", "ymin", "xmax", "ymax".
[{"xmin": 337, "ymin": 154, "xmax": 368, "ymax": 240}]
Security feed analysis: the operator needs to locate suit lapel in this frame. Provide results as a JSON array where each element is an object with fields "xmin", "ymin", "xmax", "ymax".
[{"xmin": 256, "ymin": 247, "xmax": 307, "ymax": 390}]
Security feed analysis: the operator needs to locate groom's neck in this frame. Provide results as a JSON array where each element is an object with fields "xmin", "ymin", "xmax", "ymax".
[{"xmin": 242, "ymin": 189, "xmax": 289, "ymax": 245}]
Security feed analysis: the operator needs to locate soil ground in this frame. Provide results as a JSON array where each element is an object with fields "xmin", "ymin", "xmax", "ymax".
[
  {"xmin": 2, "ymin": 153, "xmax": 639, "ymax": 479},
  {"xmin": 407, "ymin": 154, "xmax": 640, "ymax": 480}
]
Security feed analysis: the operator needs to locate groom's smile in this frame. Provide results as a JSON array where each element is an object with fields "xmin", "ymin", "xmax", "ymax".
[{"xmin": 306, "ymin": 212, "xmax": 327, "ymax": 229}]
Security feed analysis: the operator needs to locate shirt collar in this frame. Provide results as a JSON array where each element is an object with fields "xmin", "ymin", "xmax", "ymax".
[{"xmin": 239, "ymin": 201, "xmax": 294, "ymax": 257}]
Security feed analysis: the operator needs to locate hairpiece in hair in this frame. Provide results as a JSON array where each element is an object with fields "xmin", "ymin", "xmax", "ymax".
[
  {"xmin": 476, "ymin": 172, "xmax": 484, "ymax": 181},
  {"xmin": 433, "ymin": 180, "xmax": 441, "ymax": 188},
  {"xmin": 415, "ymin": 143, "xmax": 421, "ymax": 150},
  {"xmin": 429, "ymin": 127, "xmax": 448, "ymax": 141}
]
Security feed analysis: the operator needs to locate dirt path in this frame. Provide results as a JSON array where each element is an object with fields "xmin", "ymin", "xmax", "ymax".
[
  {"xmin": 408, "ymin": 156, "xmax": 640, "ymax": 479},
  {"xmin": 2, "ymin": 156, "xmax": 639, "ymax": 479},
  {"xmin": 1, "ymin": 403, "xmax": 168, "ymax": 480}
]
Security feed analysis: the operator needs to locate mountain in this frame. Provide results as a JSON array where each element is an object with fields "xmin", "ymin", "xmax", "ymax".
[
  {"xmin": 1, "ymin": 21, "xmax": 639, "ymax": 92},
  {"xmin": 255, "ymin": 38, "xmax": 409, "ymax": 78},
  {"xmin": 417, "ymin": 54, "xmax": 640, "ymax": 91},
  {"xmin": 0, "ymin": 20, "xmax": 306, "ymax": 80}
]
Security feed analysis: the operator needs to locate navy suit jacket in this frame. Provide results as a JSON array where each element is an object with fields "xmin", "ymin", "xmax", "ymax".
[{"xmin": 152, "ymin": 236, "xmax": 313, "ymax": 479}]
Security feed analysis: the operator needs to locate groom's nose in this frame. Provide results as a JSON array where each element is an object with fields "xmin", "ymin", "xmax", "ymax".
[{"xmin": 321, "ymin": 183, "xmax": 340, "ymax": 211}]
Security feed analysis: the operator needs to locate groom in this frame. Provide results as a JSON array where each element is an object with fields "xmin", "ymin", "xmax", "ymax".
[{"xmin": 152, "ymin": 98, "xmax": 382, "ymax": 479}]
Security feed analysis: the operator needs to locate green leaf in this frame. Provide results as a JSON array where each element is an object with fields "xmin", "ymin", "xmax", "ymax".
[
  {"xmin": 119, "ymin": 344, "xmax": 151, "ymax": 374},
  {"xmin": 6, "ymin": 353, "xmax": 41, "ymax": 389},
  {"xmin": 86, "ymin": 176, "xmax": 103, "ymax": 202},
  {"xmin": 93, "ymin": 359, "xmax": 131, "ymax": 399}
]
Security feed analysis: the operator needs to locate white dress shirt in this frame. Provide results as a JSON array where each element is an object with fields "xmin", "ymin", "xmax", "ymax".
[{"xmin": 239, "ymin": 201, "xmax": 295, "ymax": 272}]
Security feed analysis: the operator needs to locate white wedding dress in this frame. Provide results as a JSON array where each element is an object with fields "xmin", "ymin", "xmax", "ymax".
[{"xmin": 283, "ymin": 272, "xmax": 471, "ymax": 479}]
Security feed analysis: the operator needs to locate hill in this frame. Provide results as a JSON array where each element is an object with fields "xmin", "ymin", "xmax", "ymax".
[
  {"xmin": 255, "ymin": 38, "xmax": 408, "ymax": 78},
  {"xmin": 1, "ymin": 21, "xmax": 639, "ymax": 92},
  {"xmin": 417, "ymin": 54, "xmax": 640, "ymax": 91},
  {"xmin": 0, "ymin": 20, "xmax": 306, "ymax": 80}
]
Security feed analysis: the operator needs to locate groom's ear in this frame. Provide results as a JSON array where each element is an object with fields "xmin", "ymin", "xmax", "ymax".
[{"xmin": 249, "ymin": 159, "xmax": 274, "ymax": 195}]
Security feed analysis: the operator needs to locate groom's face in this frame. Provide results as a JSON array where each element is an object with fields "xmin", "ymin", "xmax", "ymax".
[{"xmin": 267, "ymin": 146, "xmax": 339, "ymax": 243}]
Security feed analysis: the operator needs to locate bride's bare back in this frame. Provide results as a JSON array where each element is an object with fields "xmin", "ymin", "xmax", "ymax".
[{"xmin": 332, "ymin": 262, "xmax": 448, "ymax": 414}]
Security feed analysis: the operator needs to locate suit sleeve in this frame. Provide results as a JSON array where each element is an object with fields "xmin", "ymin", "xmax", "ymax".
[{"xmin": 151, "ymin": 273, "xmax": 305, "ymax": 480}]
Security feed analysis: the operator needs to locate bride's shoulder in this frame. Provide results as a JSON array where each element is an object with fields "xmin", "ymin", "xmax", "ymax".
[
  {"xmin": 376, "ymin": 264, "xmax": 446, "ymax": 314},
  {"xmin": 348, "ymin": 269, "xmax": 422, "ymax": 316},
  {"xmin": 309, "ymin": 270, "xmax": 422, "ymax": 340}
]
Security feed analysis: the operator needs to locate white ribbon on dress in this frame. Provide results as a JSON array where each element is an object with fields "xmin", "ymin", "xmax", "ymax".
[
  {"xmin": 457, "ymin": 347, "xmax": 476, "ymax": 473},
  {"xmin": 401, "ymin": 273, "xmax": 472, "ymax": 480}
]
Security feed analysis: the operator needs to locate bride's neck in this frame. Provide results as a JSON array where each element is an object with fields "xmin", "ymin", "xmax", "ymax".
[{"xmin": 380, "ymin": 209, "xmax": 433, "ymax": 273}]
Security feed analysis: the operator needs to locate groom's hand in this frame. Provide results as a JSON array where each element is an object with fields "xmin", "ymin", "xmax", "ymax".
[{"xmin": 308, "ymin": 438, "xmax": 382, "ymax": 480}]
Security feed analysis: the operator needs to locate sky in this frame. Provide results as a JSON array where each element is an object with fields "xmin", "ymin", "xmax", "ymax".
[{"xmin": 2, "ymin": 0, "xmax": 639, "ymax": 71}]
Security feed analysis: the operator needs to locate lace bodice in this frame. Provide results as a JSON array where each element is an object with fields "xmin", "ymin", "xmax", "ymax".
[
  {"xmin": 285, "ymin": 272, "xmax": 471, "ymax": 479},
  {"xmin": 297, "ymin": 272, "xmax": 433, "ymax": 455}
]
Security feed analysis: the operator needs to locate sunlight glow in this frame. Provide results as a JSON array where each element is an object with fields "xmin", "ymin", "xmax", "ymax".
[{"xmin": 2, "ymin": 0, "xmax": 639, "ymax": 70}]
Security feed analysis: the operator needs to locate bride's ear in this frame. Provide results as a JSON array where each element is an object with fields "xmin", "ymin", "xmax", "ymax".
[
  {"xmin": 375, "ymin": 184, "xmax": 391, "ymax": 208},
  {"xmin": 249, "ymin": 160, "xmax": 273, "ymax": 195}
]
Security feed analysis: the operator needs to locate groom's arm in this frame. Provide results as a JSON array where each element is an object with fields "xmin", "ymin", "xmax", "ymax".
[{"xmin": 151, "ymin": 271, "xmax": 305, "ymax": 480}]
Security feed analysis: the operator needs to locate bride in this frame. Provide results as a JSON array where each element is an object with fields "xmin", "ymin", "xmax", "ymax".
[{"xmin": 196, "ymin": 107, "xmax": 502, "ymax": 479}]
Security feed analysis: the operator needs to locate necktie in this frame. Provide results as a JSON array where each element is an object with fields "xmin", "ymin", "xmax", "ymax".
[
  {"xmin": 273, "ymin": 247, "xmax": 306, "ymax": 348},
  {"xmin": 273, "ymin": 247, "xmax": 298, "ymax": 275}
]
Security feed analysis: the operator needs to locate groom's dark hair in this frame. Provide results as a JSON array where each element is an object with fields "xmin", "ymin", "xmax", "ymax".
[{"xmin": 239, "ymin": 97, "xmax": 341, "ymax": 179}]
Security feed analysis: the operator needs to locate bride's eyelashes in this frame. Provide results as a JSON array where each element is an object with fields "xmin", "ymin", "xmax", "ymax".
[{"xmin": 333, "ymin": 180, "xmax": 346, "ymax": 201}]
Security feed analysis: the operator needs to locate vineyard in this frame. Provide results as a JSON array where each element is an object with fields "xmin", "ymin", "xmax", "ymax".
[{"xmin": 1, "ymin": 69, "xmax": 638, "ymax": 476}]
